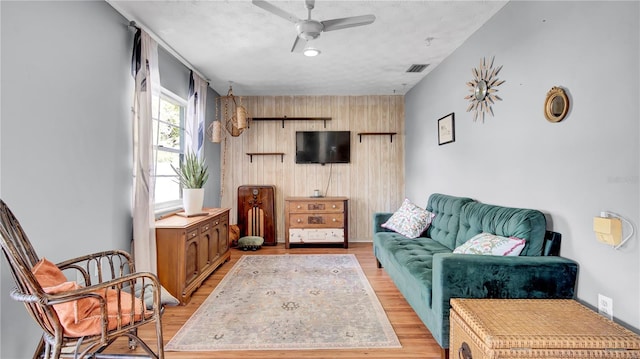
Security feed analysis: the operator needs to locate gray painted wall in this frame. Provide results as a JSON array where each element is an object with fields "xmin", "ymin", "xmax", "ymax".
[
  {"xmin": 205, "ymin": 86, "xmax": 222, "ymax": 208},
  {"xmin": 157, "ymin": 45, "xmax": 221, "ymax": 209},
  {"xmin": 0, "ymin": 1, "xmax": 221, "ymax": 357},
  {"xmin": 1, "ymin": 2, "xmax": 133, "ymax": 357},
  {"xmin": 405, "ymin": 1, "xmax": 639, "ymax": 330}
]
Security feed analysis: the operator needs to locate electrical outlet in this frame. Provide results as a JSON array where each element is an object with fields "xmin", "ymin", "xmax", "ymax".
[{"xmin": 598, "ymin": 294, "xmax": 613, "ymax": 320}]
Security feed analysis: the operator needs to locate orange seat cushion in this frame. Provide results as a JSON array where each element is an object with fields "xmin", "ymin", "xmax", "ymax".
[
  {"xmin": 32, "ymin": 258, "xmax": 67, "ymax": 287},
  {"xmin": 32, "ymin": 258, "xmax": 147, "ymax": 337}
]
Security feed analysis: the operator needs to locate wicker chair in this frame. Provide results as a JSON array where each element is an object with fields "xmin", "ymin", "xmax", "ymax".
[{"xmin": 0, "ymin": 199, "xmax": 164, "ymax": 359}]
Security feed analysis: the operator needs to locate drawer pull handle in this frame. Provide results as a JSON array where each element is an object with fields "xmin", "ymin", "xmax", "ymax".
[
  {"xmin": 215, "ymin": 221, "xmax": 219, "ymax": 225},
  {"xmin": 297, "ymin": 205, "xmax": 301, "ymax": 209},
  {"xmin": 332, "ymin": 218, "xmax": 337, "ymax": 222},
  {"xmin": 459, "ymin": 342, "xmax": 472, "ymax": 359},
  {"xmin": 332, "ymin": 205, "xmax": 337, "ymax": 209},
  {"xmin": 297, "ymin": 219, "xmax": 302, "ymax": 223}
]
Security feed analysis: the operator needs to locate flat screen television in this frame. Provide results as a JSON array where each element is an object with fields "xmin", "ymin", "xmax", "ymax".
[{"xmin": 295, "ymin": 131, "xmax": 351, "ymax": 164}]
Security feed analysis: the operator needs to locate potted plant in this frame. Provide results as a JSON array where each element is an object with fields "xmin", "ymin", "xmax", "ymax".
[{"xmin": 172, "ymin": 151, "xmax": 209, "ymax": 215}]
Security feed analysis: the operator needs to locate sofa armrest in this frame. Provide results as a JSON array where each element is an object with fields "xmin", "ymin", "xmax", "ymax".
[
  {"xmin": 431, "ymin": 253, "xmax": 578, "ymax": 348},
  {"xmin": 373, "ymin": 212, "xmax": 394, "ymax": 234},
  {"xmin": 433, "ymin": 253, "xmax": 578, "ymax": 301}
]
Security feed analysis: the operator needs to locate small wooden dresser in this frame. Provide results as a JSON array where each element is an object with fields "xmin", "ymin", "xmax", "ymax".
[
  {"xmin": 155, "ymin": 208, "xmax": 230, "ymax": 304},
  {"xmin": 284, "ymin": 197, "xmax": 348, "ymax": 248}
]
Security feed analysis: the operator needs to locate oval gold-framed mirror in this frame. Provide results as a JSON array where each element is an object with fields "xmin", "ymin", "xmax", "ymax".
[{"xmin": 544, "ymin": 86, "xmax": 569, "ymax": 122}]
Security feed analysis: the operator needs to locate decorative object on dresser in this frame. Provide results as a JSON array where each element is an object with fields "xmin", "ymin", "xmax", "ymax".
[
  {"xmin": 450, "ymin": 298, "xmax": 640, "ymax": 358},
  {"xmin": 237, "ymin": 185, "xmax": 277, "ymax": 245},
  {"xmin": 172, "ymin": 151, "xmax": 209, "ymax": 216},
  {"xmin": 285, "ymin": 196, "xmax": 348, "ymax": 248},
  {"xmin": 155, "ymin": 208, "xmax": 230, "ymax": 304}
]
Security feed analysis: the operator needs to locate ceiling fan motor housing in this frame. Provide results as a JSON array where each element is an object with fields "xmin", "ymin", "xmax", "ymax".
[{"xmin": 296, "ymin": 20, "xmax": 323, "ymax": 40}]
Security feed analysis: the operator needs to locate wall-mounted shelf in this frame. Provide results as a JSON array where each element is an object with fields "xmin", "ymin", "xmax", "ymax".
[
  {"xmin": 246, "ymin": 152, "xmax": 285, "ymax": 163},
  {"xmin": 252, "ymin": 116, "xmax": 332, "ymax": 128},
  {"xmin": 357, "ymin": 132, "xmax": 397, "ymax": 143}
]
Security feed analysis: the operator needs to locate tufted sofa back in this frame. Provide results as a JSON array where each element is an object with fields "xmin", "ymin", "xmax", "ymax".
[
  {"xmin": 425, "ymin": 193, "xmax": 475, "ymax": 249},
  {"xmin": 456, "ymin": 202, "xmax": 547, "ymax": 256}
]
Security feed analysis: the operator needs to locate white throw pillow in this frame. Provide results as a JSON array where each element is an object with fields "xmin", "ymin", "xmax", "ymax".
[
  {"xmin": 381, "ymin": 198, "xmax": 435, "ymax": 239},
  {"xmin": 454, "ymin": 232, "xmax": 526, "ymax": 256}
]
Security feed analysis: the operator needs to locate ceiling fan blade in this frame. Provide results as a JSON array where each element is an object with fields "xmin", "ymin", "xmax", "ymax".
[
  {"xmin": 291, "ymin": 36, "xmax": 307, "ymax": 52},
  {"xmin": 252, "ymin": 0, "xmax": 299, "ymax": 23},
  {"xmin": 322, "ymin": 14, "xmax": 376, "ymax": 32}
]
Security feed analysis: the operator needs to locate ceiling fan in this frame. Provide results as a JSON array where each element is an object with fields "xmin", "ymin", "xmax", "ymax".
[{"xmin": 252, "ymin": 0, "xmax": 376, "ymax": 55}]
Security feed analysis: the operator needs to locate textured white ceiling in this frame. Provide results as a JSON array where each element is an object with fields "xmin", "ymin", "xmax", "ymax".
[{"xmin": 108, "ymin": 0, "xmax": 508, "ymax": 96}]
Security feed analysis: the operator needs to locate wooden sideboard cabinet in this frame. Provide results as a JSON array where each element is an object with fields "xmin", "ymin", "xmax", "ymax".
[
  {"xmin": 285, "ymin": 197, "xmax": 348, "ymax": 249},
  {"xmin": 155, "ymin": 208, "xmax": 230, "ymax": 304}
]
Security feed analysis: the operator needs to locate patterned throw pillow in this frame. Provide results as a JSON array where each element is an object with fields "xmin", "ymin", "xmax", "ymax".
[
  {"xmin": 381, "ymin": 198, "xmax": 435, "ymax": 239},
  {"xmin": 453, "ymin": 232, "xmax": 526, "ymax": 256}
]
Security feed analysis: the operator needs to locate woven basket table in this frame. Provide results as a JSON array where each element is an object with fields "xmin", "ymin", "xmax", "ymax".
[{"xmin": 450, "ymin": 299, "xmax": 640, "ymax": 358}]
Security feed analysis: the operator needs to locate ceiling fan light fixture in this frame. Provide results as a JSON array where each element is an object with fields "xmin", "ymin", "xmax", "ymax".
[{"xmin": 303, "ymin": 46, "xmax": 321, "ymax": 57}]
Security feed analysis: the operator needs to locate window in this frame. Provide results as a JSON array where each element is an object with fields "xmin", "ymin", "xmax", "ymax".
[{"xmin": 153, "ymin": 89, "xmax": 186, "ymax": 211}]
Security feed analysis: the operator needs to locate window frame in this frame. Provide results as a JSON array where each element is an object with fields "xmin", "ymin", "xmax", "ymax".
[{"xmin": 153, "ymin": 88, "xmax": 187, "ymax": 213}]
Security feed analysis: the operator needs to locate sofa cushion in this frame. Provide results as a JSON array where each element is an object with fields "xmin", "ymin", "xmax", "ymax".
[
  {"xmin": 382, "ymin": 198, "xmax": 435, "ymax": 238},
  {"xmin": 425, "ymin": 194, "xmax": 475, "ymax": 250},
  {"xmin": 456, "ymin": 202, "xmax": 546, "ymax": 256},
  {"xmin": 453, "ymin": 232, "xmax": 526, "ymax": 256},
  {"xmin": 374, "ymin": 232, "xmax": 451, "ymax": 307}
]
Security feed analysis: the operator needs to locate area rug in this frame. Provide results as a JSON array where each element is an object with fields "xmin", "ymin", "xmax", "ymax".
[{"xmin": 165, "ymin": 254, "xmax": 401, "ymax": 351}]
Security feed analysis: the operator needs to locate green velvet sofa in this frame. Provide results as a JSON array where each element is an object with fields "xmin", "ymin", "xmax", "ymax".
[{"xmin": 373, "ymin": 193, "xmax": 578, "ymax": 352}]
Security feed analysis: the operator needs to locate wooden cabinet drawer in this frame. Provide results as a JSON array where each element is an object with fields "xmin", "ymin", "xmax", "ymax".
[
  {"xmin": 289, "ymin": 228, "xmax": 344, "ymax": 243},
  {"xmin": 288, "ymin": 200, "xmax": 344, "ymax": 213},
  {"xmin": 289, "ymin": 213, "xmax": 344, "ymax": 228},
  {"xmin": 186, "ymin": 228, "xmax": 199, "ymax": 240},
  {"xmin": 213, "ymin": 212, "xmax": 228, "ymax": 226},
  {"xmin": 200, "ymin": 221, "xmax": 212, "ymax": 233}
]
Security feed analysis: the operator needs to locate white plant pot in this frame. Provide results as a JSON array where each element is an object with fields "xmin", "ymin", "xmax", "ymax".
[{"xmin": 183, "ymin": 188, "xmax": 204, "ymax": 215}]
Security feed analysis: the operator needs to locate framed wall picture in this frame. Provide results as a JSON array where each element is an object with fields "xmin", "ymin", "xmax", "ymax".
[{"xmin": 438, "ymin": 112, "xmax": 455, "ymax": 145}]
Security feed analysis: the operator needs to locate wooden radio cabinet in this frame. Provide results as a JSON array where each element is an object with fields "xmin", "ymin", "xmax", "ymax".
[
  {"xmin": 155, "ymin": 208, "xmax": 230, "ymax": 304},
  {"xmin": 285, "ymin": 197, "xmax": 348, "ymax": 248},
  {"xmin": 237, "ymin": 185, "xmax": 277, "ymax": 245}
]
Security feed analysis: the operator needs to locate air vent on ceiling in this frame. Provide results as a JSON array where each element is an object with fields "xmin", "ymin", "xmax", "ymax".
[{"xmin": 406, "ymin": 64, "xmax": 429, "ymax": 73}]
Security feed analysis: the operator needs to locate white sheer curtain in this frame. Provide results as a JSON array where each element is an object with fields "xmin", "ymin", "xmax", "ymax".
[
  {"xmin": 185, "ymin": 71, "xmax": 208, "ymax": 157},
  {"xmin": 131, "ymin": 29, "xmax": 161, "ymax": 274}
]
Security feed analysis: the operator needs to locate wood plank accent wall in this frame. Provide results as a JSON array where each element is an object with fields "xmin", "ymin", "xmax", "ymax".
[{"xmin": 220, "ymin": 96, "xmax": 405, "ymax": 242}]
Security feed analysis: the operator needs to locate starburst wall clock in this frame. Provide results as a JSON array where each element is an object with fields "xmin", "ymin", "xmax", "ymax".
[{"xmin": 465, "ymin": 56, "xmax": 505, "ymax": 122}]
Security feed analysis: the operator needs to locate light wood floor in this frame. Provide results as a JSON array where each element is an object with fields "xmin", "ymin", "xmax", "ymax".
[{"xmin": 112, "ymin": 242, "xmax": 442, "ymax": 358}]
